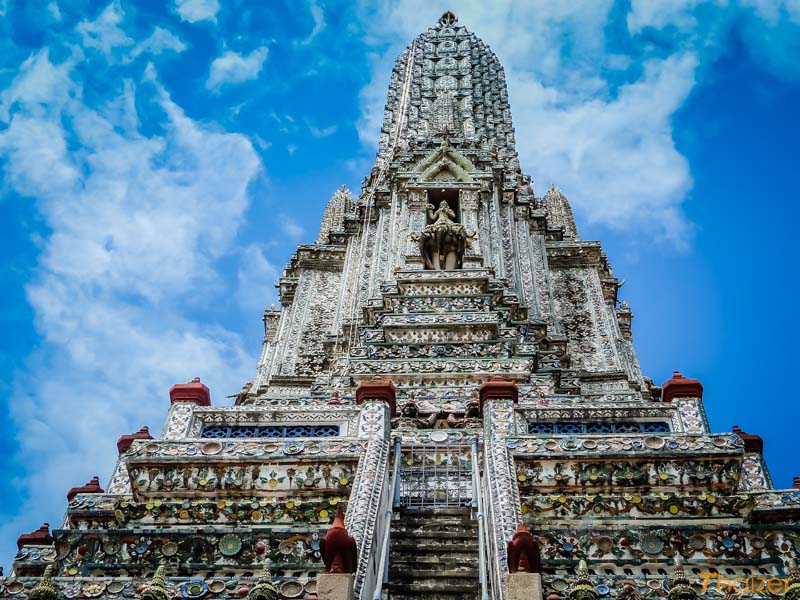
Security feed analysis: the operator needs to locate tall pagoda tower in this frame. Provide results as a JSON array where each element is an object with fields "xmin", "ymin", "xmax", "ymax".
[{"xmin": 5, "ymin": 11, "xmax": 799, "ymax": 600}]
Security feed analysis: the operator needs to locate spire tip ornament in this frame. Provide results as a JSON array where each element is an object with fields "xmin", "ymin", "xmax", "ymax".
[
  {"xmin": 139, "ymin": 565, "xmax": 169, "ymax": 600},
  {"xmin": 667, "ymin": 555, "xmax": 697, "ymax": 600},
  {"xmin": 568, "ymin": 560, "xmax": 598, "ymax": 600},
  {"xmin": 29, "ymin": 563, "xmax": 57, "ymax": 600},
  {"xmin": 438, "ymin": 11, "xmax": 457, "ymax": 26},
  {"xmin": 247, "ymin": 559, "xmax": 279, "ymax": 600}
]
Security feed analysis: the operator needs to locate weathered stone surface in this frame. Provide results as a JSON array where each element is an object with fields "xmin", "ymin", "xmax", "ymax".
[
  {"xmin": 506, "ymin": 572, "xmax": 543, "ymax": 600},
  {"xmin": 317, "ymin": 573, "xmax": 354, "ymax": 600}
]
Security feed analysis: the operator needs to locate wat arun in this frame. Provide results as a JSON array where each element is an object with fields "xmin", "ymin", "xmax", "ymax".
[{"xmin": 4, "ymin": 11, "xmax": 799, "ymax": 600}]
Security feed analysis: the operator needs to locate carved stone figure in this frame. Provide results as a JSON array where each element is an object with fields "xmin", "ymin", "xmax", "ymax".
[{"xmin": 420, "ymin": 200, "xmax": 466, "ymax": 270}]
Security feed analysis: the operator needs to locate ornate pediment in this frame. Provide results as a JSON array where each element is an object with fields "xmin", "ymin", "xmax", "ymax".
[{"xmin": 415, "ymin": 146, "xmax": 478, "ymax": 183}]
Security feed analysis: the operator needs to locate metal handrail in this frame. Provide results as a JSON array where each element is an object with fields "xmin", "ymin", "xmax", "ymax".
[
  {"xmin": 472, "ymin": 436, "xmax": 490, "ymax": 600},
  {"xmin": 372, "ymin": 436, "xmax": 402, "ymax": 600}
]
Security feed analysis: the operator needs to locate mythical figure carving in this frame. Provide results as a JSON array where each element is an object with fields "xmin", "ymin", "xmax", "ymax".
[
  {"xmin": 420, "ymin": 200, "xmax": 466, "ymax": 270},
  {"xmin": 506, "ymin": 524, "xmax": 542, "ymax": 573},
  {"xmin": 319, "ymin": 508, "xmax": 358, "ymax": 574},
  {"xmin": 392, "ymin": 399, "xmax": 435, "ymax": 429}
]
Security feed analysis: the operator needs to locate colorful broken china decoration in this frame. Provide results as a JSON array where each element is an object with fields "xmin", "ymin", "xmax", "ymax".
[{"xmin": 4, "ymin": 10, "xmax": 798, "ymax": 600}]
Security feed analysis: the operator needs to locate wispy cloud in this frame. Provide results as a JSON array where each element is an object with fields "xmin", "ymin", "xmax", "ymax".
[
  {"xmin": 236, "ymin": 244, "xmax": 279, "ymax": 312},
  {"xmin": 280, "ymin": 214, "xmax": 305, "ymax": 239},
  {"xmin": 306, "ymin": 118, "xmax": 337, "ymax": 138},
  {"xmin": 76, "ymin": 0, "xmax": 134, "ymax": 56},
  {"xmin": 0, "ymin": 23, "xmax": 262, "ymax": 566},
  {"xmin": 206, "ymin": 47, "xmax": 268, "ymax": 92},
  {"xmin": 174, "ymin": 0, "xmax": 220, "ymax": 24},
  {"xmin": 299, "ymin": 0, "xmax": 326, "ymax": 46},
  {"xmin": 130, "ymin": 26, "xmax": 187, "ymax": 59}
]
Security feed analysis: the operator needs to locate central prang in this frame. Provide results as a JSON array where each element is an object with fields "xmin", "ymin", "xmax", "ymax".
[{"xmin": 420, "ymin": 198, "xmax": 466, "ymax": 270}]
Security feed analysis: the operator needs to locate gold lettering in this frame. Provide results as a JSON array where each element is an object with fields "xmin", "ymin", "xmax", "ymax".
[
  {"xmin": 767, "ymin": 578, "xmax": 785, "ymax": 595},
  {"xmin": 698, "ymin": 572, "xmax": 715, "ymax": 594}
]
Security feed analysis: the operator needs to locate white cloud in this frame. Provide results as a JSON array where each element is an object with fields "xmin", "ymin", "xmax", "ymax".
[
  {"xmin": 627, "ymin": 0, "xmax": 702, "ymax": 34},
  {"xmin": 300, "ymin": 0, "xmax": 326, "ymax": 45},
  {"xmin": 0, "ymin": 47, "xmax": 262, "ymax": 566},
  {"xmin": 510, "ymin": 53, "xmax": 698, "ymax": 249},
  {"xmin": 76, "ymin": 0, "xmax": 134, "ymax": 56},
  {"xmin": 236, "ymin": 245, "xmax": 279, "ymax": 312},
  {"xmin": 306, "ymin": 118, "xmax": 337, "ymax": 138},
  {"xmin": 47, "ymin": 2, "xmax": 61, "ymax": 21},
  {"xmin": 130, "ymin": 26, "xmax": 187, "ymax": 59},
  {"xmin": 206, "ymin": 47, "xmax": 268, "ymax": 91},
  {"xmin": 174, "ymin": 0, "xmax": 220, "ymax": 23},
  {"xmin": 281, "ymin": 215, "xmax": 305, "ymax": 239}
]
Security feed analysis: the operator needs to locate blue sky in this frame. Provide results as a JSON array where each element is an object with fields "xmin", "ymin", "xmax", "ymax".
[{"xmin": 0, "ymin": 0, "xmax": 799, "ymax": 570}]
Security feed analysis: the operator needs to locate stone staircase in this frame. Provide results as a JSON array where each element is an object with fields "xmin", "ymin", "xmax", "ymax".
[{"xmin": 388, "ymin": 507, "xmax": 480, "ymax": 600}]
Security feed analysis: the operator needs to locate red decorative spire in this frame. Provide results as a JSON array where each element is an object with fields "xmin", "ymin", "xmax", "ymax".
[
  {"xmin": 67, "ymin": 476, "xmax": 105, "ymax": 502},
  {"xmin": 319, "ymin": 507, "xmax": 358, "ymax": 574},
  {"xmin": 792, "ymin": 477, "xmax": 800, "ymax": 489},
  {"xmin": 16, "ymin": 523, "xmax": 53, "ymax": 550},
  {"xmin": 169, "ymin": 377, "xmax": 211, "ymax": 406},
  {"xmin": 732, "ymin": 425, "xmax": 764, "ymax": 453},
  {"xmin": 479, "ymin": 376, "xmax": 519, "ymax": 412},
  {"xmin": 117, "ymin": 425, "xmax": 153, "ymax": 454},
  {"xmin": 355, "ymin": 378, "xmax": 396, "ymax": 417},
  {"xmin": 661, "ymin": 371, "xmax": 703, "ymax": 403}
]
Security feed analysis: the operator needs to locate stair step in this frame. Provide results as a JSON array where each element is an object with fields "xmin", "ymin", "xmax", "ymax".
[
  {"xmin": 394, "ymin": 520, "xmax": 477, "ymax": 528},
  {"xmin": 391, "ymin": 555, "xmax": 478, "ymax": 567},
  {"xmin": 388, "ymin": 508, "xmax": 480, "ymax": 597},
  {"xmin": 390, "ymin": 568, "xmax": 479, "ymax": 579},
  {"xmin": 391, "ymin": 530, "xmax": 477, "ymax": 540},
  {"xmin": 397, "ymin": 508, "xmax": 473, "ymax": 517},
  {"xmin": 389, "ymin": 582, "xmax": 479, "ymax": 593},
  {"xmin": 391, "ymin": 541, "xmax": 477, "ymax": 553},
  {"xmin": 390, "ymin": 595, "xmax": 479, "ymax": 600}
]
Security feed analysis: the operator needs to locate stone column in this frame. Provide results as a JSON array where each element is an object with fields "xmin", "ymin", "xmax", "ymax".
[{"xmin": 461, "ymin": 189, "xmax": 483, "ymax": 267}]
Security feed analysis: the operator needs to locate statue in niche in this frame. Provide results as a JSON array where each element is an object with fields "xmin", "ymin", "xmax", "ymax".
[
  {"xmin": 392, "ymin": 399, "xmax": 436, "ymax": 429},
  {"xmin": 420, "ymin": 200, "xmax": 466, "ymax": 270}
]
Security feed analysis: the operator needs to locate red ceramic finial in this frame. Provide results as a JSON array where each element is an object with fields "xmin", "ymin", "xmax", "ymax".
[
  {"xmin": 16, "ymin": 523, "xmax": 53, "ymax": 550},
  {"xmin": 117, "ymin": 425, "xmax": 154, "ymax": 454},
  {"xmin": 169, "ymin": 377, "xmax": 211, "ymax": 406},
  {"xmin": 319, "ymin": 507, "xmax": 357, "ymax": 574},
  {"xmin": 67, "ymin": 476, "xmax": 105, "ymax": 501},
  {"xmin": 661, "ymin": 371, "xmax": 703, "ymax": 403},
  {"xmin": 355, "ymin": 378, "xmax": 396, "ymax": 417},
  {"xmin": 506, "ymin": 523, "xmax": 542, "ymax": 574},
  {"xmin": 479, "ymin": 377, "xmax": 519, "ymax": 412},
  {"xmin": 731, "ymin": 425, "xmax": 764, "ymax": 453}
]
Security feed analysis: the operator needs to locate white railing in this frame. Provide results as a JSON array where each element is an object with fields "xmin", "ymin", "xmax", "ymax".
[
  {"xmin": 482, "ymin": 445, "xmax": 505, "ymax": 600},
  {"xmin": 472, "ymin": 436, "xmax": 491, "ymax": 600},
  {"xmin": 371, "ymin": 437, "xmax": 402, "ymax": 600}
]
